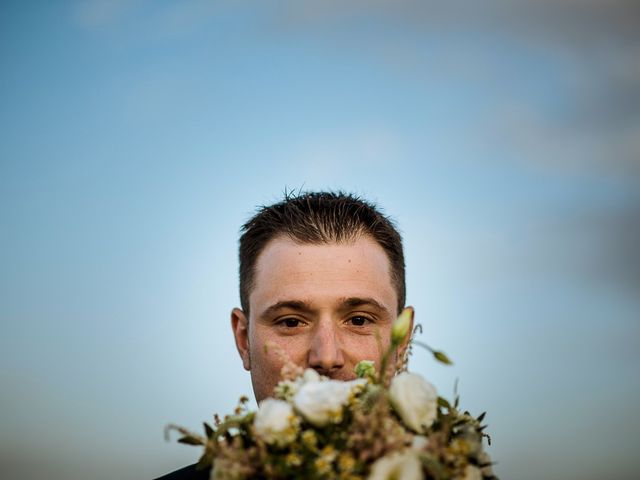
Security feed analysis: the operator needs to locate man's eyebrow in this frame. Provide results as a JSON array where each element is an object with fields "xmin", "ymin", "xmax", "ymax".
[
  {"xmin": 339, "ymin": 297, "xmax": 392, "ymax": 316},
  {"xmin": 260, "ymin": 300, "xmax": 315, "ymax": 318}
]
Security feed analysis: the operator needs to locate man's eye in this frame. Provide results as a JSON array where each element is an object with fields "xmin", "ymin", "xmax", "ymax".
[
  {"xmin": 280, "ymin": 318, "xmax": 301, "ymax": 328},
  {"xmin": 348, "ymin": 316, "xmax": 370, "ymax": 326}
]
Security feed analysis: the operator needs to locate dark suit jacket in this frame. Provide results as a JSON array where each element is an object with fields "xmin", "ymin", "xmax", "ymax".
[{"xmin": 155, "ymin": 464, "xmax": 211, "ymax": 480}]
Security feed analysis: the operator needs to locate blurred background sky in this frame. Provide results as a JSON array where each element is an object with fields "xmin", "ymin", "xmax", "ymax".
[{"xmin": 1, "ymin": 1, "xmax": 639, "ymax": 479}]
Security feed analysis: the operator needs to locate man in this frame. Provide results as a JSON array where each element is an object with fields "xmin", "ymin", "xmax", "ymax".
[{"xmin": 156, "ymin": 191, "xmax": 412, "ymax": 479}]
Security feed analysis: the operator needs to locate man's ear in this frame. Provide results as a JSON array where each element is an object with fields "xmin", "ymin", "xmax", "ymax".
[{"xmin": 231, "ymin": 308, "xmax": 251, "ymax": 371}]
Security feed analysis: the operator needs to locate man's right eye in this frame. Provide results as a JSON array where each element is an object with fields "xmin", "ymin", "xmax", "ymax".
[{"xmin": 280, "ymin": 318, "xmax": 301, "ymax": 328}]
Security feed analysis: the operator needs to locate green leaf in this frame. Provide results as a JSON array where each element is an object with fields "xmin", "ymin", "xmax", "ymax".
[
  {"xmin": 178, "ymin": 435, "xmax": 204, "ymax": 446},
  {"xmin": 203, "ymin": 422, "xmax": 214, "ymax": 437},
  {"xmin": 477, "ymin": 412, "xmax": 486, "ymax": 423},
  {"xmin": 437, "ymin": 397, "xmax": 452, "ymax": 410}
]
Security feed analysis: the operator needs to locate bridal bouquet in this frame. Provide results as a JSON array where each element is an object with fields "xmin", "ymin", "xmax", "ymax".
[{"xmin": 167, "ymin": 309, "xmax": 497, "ymax": 479}]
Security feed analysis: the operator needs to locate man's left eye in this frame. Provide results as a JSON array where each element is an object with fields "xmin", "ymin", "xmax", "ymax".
[{"xmin": 348, "ymin": 316, "xmax": 370, "ymax": 326}]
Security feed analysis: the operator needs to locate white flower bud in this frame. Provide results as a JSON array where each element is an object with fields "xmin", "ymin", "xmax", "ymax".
[{"xmin": 391, "ymin": 307, "xmax": 413, "ymax": 344}]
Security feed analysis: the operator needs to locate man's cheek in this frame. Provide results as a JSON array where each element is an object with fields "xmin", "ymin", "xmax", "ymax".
[
  {"xmin": 271, "ymin": 335, "xmax": 307, "ymax": 358},
  {"xmin": 346, "ymin": 339, "xmax": 384, "ymax": 363}
]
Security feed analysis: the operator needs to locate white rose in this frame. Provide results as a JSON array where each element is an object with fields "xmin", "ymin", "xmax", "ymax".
[
  {"xmin": 368, "ymin": 450, "xmax": 422, "ymax": 480},
  {"xmin": 253, "ymin": 398, "xmax": 298, "ymax": 445},
  {"xmin": 274, "ymin": 368, "xmax": 322, "ymax": 400},
  {"xmin": 293, "ymin": 378, "xmax": 365, "ymax": 427},
  {"xmin": 389, "ymin": 372, "xmax": 437, "ymax": 433},
  {"xmin": 302, "ymin": 368, "xmax": 321, "ymax": 383}
]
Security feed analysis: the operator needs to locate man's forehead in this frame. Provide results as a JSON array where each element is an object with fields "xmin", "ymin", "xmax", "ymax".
[
  {"xmin": 248, "ymin": 235, "xmax": 398, "ymax": 316},
  {"xmin": 253, "ymin": 235, "xmax": 392, "ymax": 278}
]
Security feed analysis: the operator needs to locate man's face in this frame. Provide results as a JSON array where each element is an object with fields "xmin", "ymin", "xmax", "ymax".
[{"xmin": 231, "ymin": 234, "xmax": 404, "ymax": 403}]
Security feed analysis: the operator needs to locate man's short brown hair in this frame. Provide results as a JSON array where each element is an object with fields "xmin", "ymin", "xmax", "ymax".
[{"xmin": 238, "ymin": 191, "xmax": 405, "ymax": 315}]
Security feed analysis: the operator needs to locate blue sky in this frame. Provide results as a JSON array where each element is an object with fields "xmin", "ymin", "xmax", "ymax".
[{"xmin": 1, "ymin": 1, "xmax": 639, "ymax": 479}]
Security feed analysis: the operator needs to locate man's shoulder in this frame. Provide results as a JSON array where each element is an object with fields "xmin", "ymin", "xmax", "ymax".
[{"xmin": 154, "ymin": 463, "xmax": 211, "ymax": 480}]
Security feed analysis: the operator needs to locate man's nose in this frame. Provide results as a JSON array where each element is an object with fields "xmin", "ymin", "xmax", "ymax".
[{"xmin": 307, "ymin": 320, "xmax": 345, "ymax": 375}]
